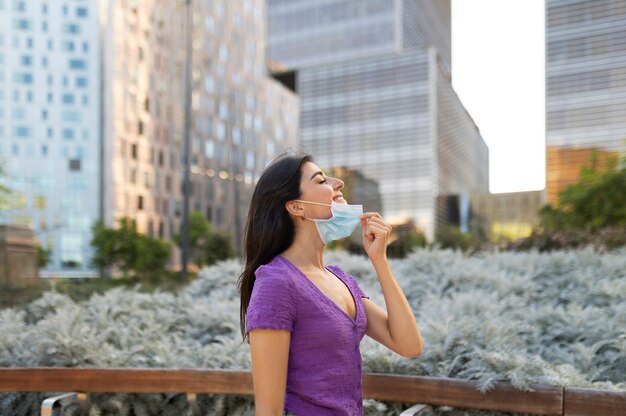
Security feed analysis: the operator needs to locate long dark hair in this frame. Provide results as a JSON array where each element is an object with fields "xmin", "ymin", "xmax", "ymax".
[{"xmin": 238, "ymin": 152, "xmax": 312, "ymax": 342}]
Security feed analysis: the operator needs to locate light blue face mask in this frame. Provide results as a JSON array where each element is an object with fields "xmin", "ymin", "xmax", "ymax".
[{"xmin": 295, "ymin": 200, "xmax": 363, "ymax": 244}]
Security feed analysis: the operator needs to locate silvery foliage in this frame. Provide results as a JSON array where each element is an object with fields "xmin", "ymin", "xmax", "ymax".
[{"xmin": 1, "ymin": 249, "xmax": 624, "ymax": 415}]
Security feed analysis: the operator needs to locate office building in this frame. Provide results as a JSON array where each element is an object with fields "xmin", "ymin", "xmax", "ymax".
[
  {"xmin": 0, "ymin": 0, "xmax": 101, "ymax": 275},
  {"xmin": 546, "ymin": 0, "xmax": 626, "ymax": 205},
  {"xmin": 268, "ymin": 0, "xmax": 488, "ymax": 239},
  {"xmin": 0, "ymin": 0, "xmax": 298, "ymax": 276},
  {"xmin": 101, "ymin": 0, "xmax": 299, "ymax": 262}
]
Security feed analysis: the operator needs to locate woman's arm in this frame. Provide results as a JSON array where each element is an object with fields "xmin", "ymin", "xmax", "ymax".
[
  {"xmin": 360, "ymin": 213, "xmax": 423, "ymax": 357},
  {"xmin": 249, "ymin": 329, "xmax": 291, "ymax": 415}
]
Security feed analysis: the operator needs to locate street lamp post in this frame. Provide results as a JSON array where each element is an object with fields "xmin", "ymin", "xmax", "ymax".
[{"xmin": 181, "ymin": 0, "xmax": 193, "ymax": 283}]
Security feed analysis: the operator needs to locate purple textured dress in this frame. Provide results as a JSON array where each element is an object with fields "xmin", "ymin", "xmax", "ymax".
[{"xmin": 246, "ymin": 255, "xmax": 369, "ymax": 416}]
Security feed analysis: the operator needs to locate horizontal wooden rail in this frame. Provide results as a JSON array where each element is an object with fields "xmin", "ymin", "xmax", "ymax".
[
  {"xmin": 0, "ymin": 368, "xmax": 624, "ymax": 415},
  {"xmin": 362, "ymin": 373, "xmax": 563, "ymax": 415}
]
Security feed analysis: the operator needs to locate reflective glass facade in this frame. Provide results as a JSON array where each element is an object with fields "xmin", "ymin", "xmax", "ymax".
[
  {"xmin": 0, "ymin": 0, "xmax": 100, "ymax": 275},
  {"xmin": 546, "ymin": 0, "xmax": 626, "ymax": 205},
  {"xmin": 102, "ymin": 0, "xmax": 298, "ymax": 261},
  {"xmin": 269, "ymin": 0, "xmax": 487, "ymax": 239}
]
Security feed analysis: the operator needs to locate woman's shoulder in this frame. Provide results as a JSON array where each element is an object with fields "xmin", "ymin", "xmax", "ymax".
[{"xmin": 254, "ymin": 256, "xmax": 294, "ymax": 283}]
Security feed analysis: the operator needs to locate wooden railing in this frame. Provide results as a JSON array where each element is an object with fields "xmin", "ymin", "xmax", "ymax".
[{"xmin": 1, "ymin": 368, "xmax": 625, "ymax": 415}]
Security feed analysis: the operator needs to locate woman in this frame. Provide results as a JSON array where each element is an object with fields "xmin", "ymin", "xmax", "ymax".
[{"xmin": 238, "ymin": 152, "xmax": 422, "ymax": 416}]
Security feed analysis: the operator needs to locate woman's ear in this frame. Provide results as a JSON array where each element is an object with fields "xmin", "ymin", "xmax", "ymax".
[{"xmin": 285, "ymin": 200, "xmax": 304, "ymax": 219}]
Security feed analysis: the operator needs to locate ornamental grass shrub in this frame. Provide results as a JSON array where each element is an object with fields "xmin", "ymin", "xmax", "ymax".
[{"xmin": 1, "ymin": 249, "xmax": 625, "ymax": 415}]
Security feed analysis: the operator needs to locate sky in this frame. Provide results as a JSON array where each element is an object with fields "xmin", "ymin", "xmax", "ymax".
[{"xmin": 451, "ymin": 0, "xmax": 546, "ymax": 194}]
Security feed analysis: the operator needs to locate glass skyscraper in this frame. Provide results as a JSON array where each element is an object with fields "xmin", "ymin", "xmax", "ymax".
[
  {"xmin": 268, "ymin": 0, "xmax": 487, "ymax": 239},
  {"xmin": 0, "ymin": 0, "xmax": 101, "ymax": 275},
  {"xmin": 546, "ymin": 0, "xmax": 626, "ymax": 205}
]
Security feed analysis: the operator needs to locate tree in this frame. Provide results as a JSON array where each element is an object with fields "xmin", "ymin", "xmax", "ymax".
[
  {"xmin": 175, "ymin": 211, "xmax": 234, "ymax": 267},
  {"xmin": 541, "ymin": 152, "xmax": 626, "ymax": 232},
  {"xmin": 387, "ymin": 221, "xmax": 427, "ymax": 258},
  {"xmin": 37, "ymin": 246, "xmax": 52, "ymax": 269},
  {"xmin": 90, "ymin": 218, "xmax": 171, "ymax": 277}
]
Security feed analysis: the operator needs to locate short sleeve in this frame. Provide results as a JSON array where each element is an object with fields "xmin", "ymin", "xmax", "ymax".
[{"xmin": 246, "ymin": 265, "xmax": 297, "ymax": 333}]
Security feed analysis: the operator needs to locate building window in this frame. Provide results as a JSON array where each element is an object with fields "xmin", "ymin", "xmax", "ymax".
[
  {"xmin": 62, "ymin": 93, "xmax": 74, "ymax": 104},
  {"xmin": 131, "ymin": 143, "xmax": 138, "ymax": 159},
  {"xmin": 62, "ymin": 129, "xmax": 75, "ymax": 140},
  {"xmin": 34, "ymin": 195, "xmax": 47, "ymax": 209},
  {"xmin": 138, "ymin": 195, "xmax": 144, "ymax": 210},
  {"xmin": 69, "ymin": 59, "xmax": 86, "ymax": 70},
  {"xmin": 62, "ymin": 41, "xmax": 74, "ymax": 51},
  {"xmin": 75, "ymin": 77, "xmax": 88, "ymax": 88},
  {"xmin": 20, "ymin": 55, "xmax": 32, "ymax": 66},
  {"xmin": 82, "ymin": 42, "xmax": 89, "ymax": 53},
  {"xmin": 69, "ymin": 159, "xmax": 81, "ymax": 171},
  {"xmin": 63, "ymin": 24, "xmax": 81, "ymax": 34},
  {"xmin": 76, "ymin": 7, "xmax": 88, "ymax": 17},
  {"xmin": 62, "ymin": 111, "xmax": 81, "ymax": 122},
  {"xmin": 41, "ymin": 145, "xmax": 47, "ymax": 156},
  {"xmin": 13, "ymin": 72, "xmax": 33, "ymax": 84},
  {"xmin": 13, "ymin": 19, "xmax": 31, "ymax": 30},
  {"xmin": 14, "ymin": 126, "xmax": 31, "ymax": 137},
  {"xmin": 138, "ymin": 121, "xmax": 144, "ymax": 135}
]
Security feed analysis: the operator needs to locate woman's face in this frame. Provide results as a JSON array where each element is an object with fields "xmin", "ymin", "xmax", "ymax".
[{"xmin": 298, "ymin": 162, "xmax": 345, "ymax": 219}]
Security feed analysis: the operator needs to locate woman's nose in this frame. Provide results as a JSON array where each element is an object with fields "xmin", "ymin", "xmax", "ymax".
[{"xmin": 333, "ymin": 177, "xmax": 344, "ymax": 190}]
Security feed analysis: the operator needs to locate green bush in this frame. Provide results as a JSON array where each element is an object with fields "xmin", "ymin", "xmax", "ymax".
[
  {"xmin": 175, "ymin": 211, "xmax": 235, "ymax": 267},
  {"xmin": 90, "ymin": 218, "xmax": 171, "ymax": 278},
  {"xmin": 435, "ymin": 225, "xmax": 479, "ymax": 252},
  {"xmin": 508, "ymin": 226, "xmax": 626, "ymax": 252}
]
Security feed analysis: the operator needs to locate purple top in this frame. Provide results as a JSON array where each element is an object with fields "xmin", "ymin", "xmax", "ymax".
[{"xmin": 246, "ymin": 255, "xmax": 369, "ymax": 416}]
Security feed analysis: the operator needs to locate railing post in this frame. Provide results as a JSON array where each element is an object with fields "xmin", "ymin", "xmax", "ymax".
[{"xmin": 187, "ymin": 392, "xmax": 202, "ymax": 416}]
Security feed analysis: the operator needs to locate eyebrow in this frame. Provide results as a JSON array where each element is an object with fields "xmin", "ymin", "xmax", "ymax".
[{"xmin": 309, "ymin": 171, "xmax": 324, "ymax": 180}]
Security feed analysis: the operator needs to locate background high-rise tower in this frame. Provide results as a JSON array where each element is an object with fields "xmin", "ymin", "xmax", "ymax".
[
  {"xmin": 101, "ymin": 0, "xmax": 299, "ymax": 265},
  {"xmin": 267, "ymin": 0, "xmax": 488, "ymax": 239},
  {"xmin": 545, "ymin": 0, "xmax": 626, "ymax": 205},
  {"xmin": 0, "ymin": 0, "xmax": 101, "ymax": 275}
]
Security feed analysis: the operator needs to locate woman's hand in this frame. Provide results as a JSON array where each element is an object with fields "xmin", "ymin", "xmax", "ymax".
[{"xmin": 360, "ymin": 212, "xmax": 392, "ymax": 262}]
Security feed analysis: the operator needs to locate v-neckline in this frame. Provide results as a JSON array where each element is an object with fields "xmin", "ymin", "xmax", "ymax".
[{"xmin": 279, "ymin": 256, "xmax": 358, "ymax": 322}]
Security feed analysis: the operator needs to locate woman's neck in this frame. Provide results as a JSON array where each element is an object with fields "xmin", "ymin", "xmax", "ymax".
[{"xmin": 281, "ymin": 228, "xmax": 326, "ymax": 271}]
